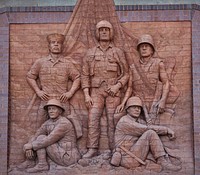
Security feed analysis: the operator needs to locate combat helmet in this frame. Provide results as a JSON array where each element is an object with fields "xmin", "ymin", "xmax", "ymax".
[
  {"xmin": 44, "ymin": 99, "xmax": 65, "ymax": 112},
  {"xmin": 137, "ymin": 34, "xmax": 155, "ymax": 52},
  {"xmin": 125, "ymin": 96, "xmax": 143, "ymax": 110},
  {"xmin": 95, "ymin": 20, "xmax": 114, "ymax": 40}
]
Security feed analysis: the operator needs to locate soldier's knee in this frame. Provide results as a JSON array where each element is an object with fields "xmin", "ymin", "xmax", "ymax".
[
  {"xmin": 36, "ymin": 135, "xmax": 46, "ymax": 141},
  {"xmin": 145, "ymin": 129, "xmax": 157, "ymax": 136}
]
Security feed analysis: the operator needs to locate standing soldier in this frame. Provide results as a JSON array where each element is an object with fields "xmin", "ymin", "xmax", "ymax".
[
  {"xmin": 27, "ymin": 33, "xmax": 81, "ymax": 132},
  {"xmin": 116, "ymin": 34, "xmax": 170, "ymax": 124},
  {"xmin": 81, "ymin": 20, "xmax": 129, "ymax": 158}
]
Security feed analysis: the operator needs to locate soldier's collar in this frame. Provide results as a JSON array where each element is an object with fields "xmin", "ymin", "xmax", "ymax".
[
  {"xmin": 127, "ymin": 114, "xmax": 138, "ymax": 122},
  {"xmin": 139, "ymin": 55, "xmax": 154, "ymax": 65},
  {"xmin": 97, "ymin": 42, "xmax": 113, "ymax": 51},
  {"xmin": 48, "ymin": 55, "xmax": 65, "ymax": 62},
  {"xmin": 49, "ymin": 115, "xmax": 62, "ymax": 122}
]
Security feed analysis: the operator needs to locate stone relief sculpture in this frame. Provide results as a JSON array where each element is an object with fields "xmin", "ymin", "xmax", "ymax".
[
  {"xmin": 116, "ymin": 34, "xmax": 170, "ymax": 125},
  {"xmin": 111, "ymin": 96, "xmax": 182, "ymax": 172},
  {"xmin": 13, "ymin": 30, "xmax": 183, "ymax": 174},
  {"xmin": 17, "ymin": 99, "xmax": 81, "ymax": 173},
  {"xmin": 26, "ymin": 33, "xmax": 82, "ymax": 138},
  {"xmin": 9, "ymin": 0, "xmax": 187, "ymax": 174},
  {"xmin": 81, "ymin": 20, "xmax": 129, "ymax": 158}
]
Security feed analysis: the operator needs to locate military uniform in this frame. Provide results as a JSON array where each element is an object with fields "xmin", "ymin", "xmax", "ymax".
[
  {"xmin": 30, "ymin": 116, "xmax": 81, "ymax": 166},
  {"xmin": 114, "ymin": 114, "xmax": 167, "ymax": 169},
  {"xmin": 130, "ymin": 56, "xmax": 163, "ymax": 112},
  {"xmin": 81, "ymin": 43, "xmax": 129, "ymax": 150},
  {"xmin": 27, "ymin": 55, "xmax": 80, "ymax": 126}
]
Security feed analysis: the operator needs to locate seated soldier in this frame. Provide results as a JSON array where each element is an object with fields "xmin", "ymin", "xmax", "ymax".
[
  {"xmin": 110, "ymin": 96, "xmax": 181, "ymax": 172},
  {"xmin": 17, "ymin": 99, "xmax": 81, "ymax": 173}
]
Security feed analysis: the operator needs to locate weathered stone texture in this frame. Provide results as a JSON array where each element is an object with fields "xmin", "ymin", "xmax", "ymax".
[
  {"xmin": 192, "ymin": 10, "xmax": 200, "ymax": 174},
  {"xmin": 9, "ymin": 21, "xmax": 193, "ymax": 174},
  {"xmin": 122, "ymin": 22, "xmax": 193, "ymax": 174},
  {"xmin": 0, "ymin": 13, "xmax": 9, "ymax": 175}
]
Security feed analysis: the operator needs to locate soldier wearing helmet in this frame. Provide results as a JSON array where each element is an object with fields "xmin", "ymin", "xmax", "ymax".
[
  {"xmin": 111, "ymin": 96, "xmax": 181, "ymax": 172},
  {"xmin": 137, "ymin": 34, "xmax": 155, "ymax": 53},
  {"xmin": 81, "ymin": 20, "xmax": 129, "ymax": 158},
  {"xmin": 116, "ymin": 34, "xmax": 170, "ymax": 125},
  {"xmin": 17, "ymin": 99, "xmax": 81, "ymax": 173},
  {"xmin": 95, "ymin": 20, "xmax": 114, "ymax": 41},
  {"xmin": 125, "ymin": 96, "xmax": 143, "ymax": 110}
]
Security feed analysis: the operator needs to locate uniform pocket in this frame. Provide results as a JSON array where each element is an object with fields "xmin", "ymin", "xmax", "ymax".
[{"xmin": 107, "ymin": 63, "xmax": 118, "ymax": 72}]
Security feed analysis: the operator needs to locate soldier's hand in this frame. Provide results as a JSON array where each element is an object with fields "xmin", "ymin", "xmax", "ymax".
[
  {"xmin": 146, "ymin": 118, "xmax": 153, "ymax": 126},
  {"xmin": 25, "ymin": 150, "xmax": 35, "ymax": 160},
  {"xmin": 106, "ymin": 84, "xmax": 120, "ymax": 97},
  {"xmin": 155, "ymin": 100, "xmax": 165, "ymax": 114},
  {"xmin": 23, "ymin": 143, "xmax": 32, "ymax": 151},
  {"xmin": 167, "ymin": 128, "xmax": 176, "ymax": 140},
  {"xmin": 60, "ymin": 92, "xmax": 73, "ymax": 102},
  {"xmin": 116, "ymin": 103, "xmax": 125, "ymax": 113},
  {"xmin": 85, "ymin": 95, "xmax": 93, "ymax": 108},
  {"xmin": 36, "ymin": 90, "xmax": 49, "ymax": 101}
]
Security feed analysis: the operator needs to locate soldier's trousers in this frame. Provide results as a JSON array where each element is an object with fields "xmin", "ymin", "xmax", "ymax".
[
  {"xmin": 35, "ymin": 135, "xmax": 81, "ymax": 166},
  {"xmin": 87, "ymin": 87, "xmax": 120, "ymax": 150},
  {"xmin": 120, "ymin": 130, "xmax": 166, "ymax": 169}
]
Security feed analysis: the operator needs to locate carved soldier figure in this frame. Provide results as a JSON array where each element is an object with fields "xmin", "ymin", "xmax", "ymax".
[
  {"xmin": 116, "ymin": 34, "xmax": 170, "ymax": 124},
  {"xmin": 17, "ymin": 99, "xmax": 81, "ymax": 173},
  {"xmin": 81, "ymin": 20, "xmax": 129, "ymax": 158},
  {"xmin": 111, "ymin": 96, "xmax": 181, "ymax": 172},
  {"xmin": 27, "ymin": 33, "xmax": 80, "ymax": 128}
]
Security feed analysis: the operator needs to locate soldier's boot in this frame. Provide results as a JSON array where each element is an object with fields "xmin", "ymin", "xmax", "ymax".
[
  {"xmin": 83, "ymin": 148, "xmax": 98, "ymax": 158},
  {"xmin": 26, "ymin": 148, "xmax": 49, "ymax": 173},
  {"xmin": 17, "ymin": 160, "xmax": 35, "ymax": 170},
  {"xmin": 103, "ymin": 150, "xmax": 112, "ymax": 160},
  {"xmin": 26, "ymin": 163, "xmax": 49, "ymax": 173},
  {"xmin": 110, "ymin": 151, "xmax": 122, "ymax": 166},
  {"xmin": 157, "ymin": 156, "xmax": 181, "ymax": 172}
]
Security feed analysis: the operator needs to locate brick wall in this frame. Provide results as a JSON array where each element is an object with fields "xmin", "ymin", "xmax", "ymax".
[
  {"xmin": 0, "ymin": 4, "xmax": 199, "ymax": 174},
  {"xmin": 192, "ymin": 10, "xmax": 200, "ymax": 175},
  {"xmin": 0, "ymin": 13, "xmax": 9, "ymax": 175}
]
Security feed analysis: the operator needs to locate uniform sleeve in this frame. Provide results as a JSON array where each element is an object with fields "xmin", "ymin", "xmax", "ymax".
[
  {"xmin": 117, "ymin": 118, "xmax": 168, "ymax": 137},
  {"xmin": 117, "ymin": 117, "xmax": 148, "ymax": 137},
  {"xmin": 32, "ymin": 120, "xmax": 71, "ymax": 150},
  {"xmin": 27, "ymin": 59, "xmax": 42, "ymax": 80},
  {"xmin": 148, "ymin": 125, "xmax": 168, "ymax": 135},
  {"xmin": 68, "ymin": 62, "xmax": 80, "ymax": 81},
  {"xmin": 116, "ymin": 49, "xmax": 129, "ymax": 87},
  {"xmin": 28, "ymin": 122, "xmax": 47, "ymax": 143},
  {"xmin": 81, "ymin": 52, "xmax": 91, "ymax": 89}
]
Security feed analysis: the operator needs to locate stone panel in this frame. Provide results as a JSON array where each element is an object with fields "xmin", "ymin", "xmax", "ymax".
[
  {"xmin": 8, "ymin": 21, "xmax": 193, "ymax": 174},
  {"xmin": 0, "ymin": 3, "xmax": 198, "ymax": 175}
]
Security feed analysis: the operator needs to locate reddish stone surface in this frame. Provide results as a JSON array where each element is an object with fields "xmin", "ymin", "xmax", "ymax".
[{"xmin": 8, "ymin": 21, "xmax": 193, "ymax": 174}]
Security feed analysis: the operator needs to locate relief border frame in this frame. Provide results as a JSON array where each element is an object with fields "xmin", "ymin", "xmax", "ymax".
[{"xmin": 0, "ymin": 4, "xmax": 199, "ymax": 174}]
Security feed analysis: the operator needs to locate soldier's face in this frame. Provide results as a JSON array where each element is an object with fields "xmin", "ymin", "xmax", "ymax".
[
  {"xmin": 99, "ymin": 27, "xmax": 110, "ymax": 41},
  {"xmin": 127, "ymin": 106, "xmax": 141, "ymax": 118},
  {"xmin": 139, "ymin": 43, "xmax": 153, "ymax": 58},
  {"xmin": 49, "ymin": 39, "xmax": 63, "ymax": 54},
  {"xmin": 48, "ymin": 105, "xmax": 62, "ymax": 119}
]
